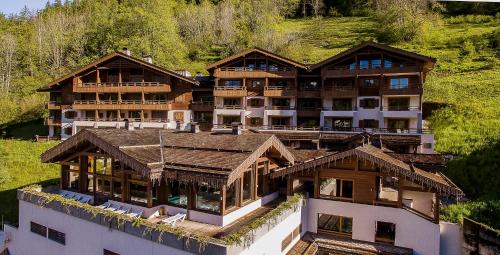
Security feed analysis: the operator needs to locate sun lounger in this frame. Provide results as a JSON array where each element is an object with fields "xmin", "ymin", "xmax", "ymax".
[
  {"xmin": 96, "ymin": 201, "xmax": 112, "ymax": 209},
  {"xmin": 162, "ymin": 213, "xmax": 187, "ymax": 226},
  {"xmin": 72, "ymin": 194, "xmax": 82, "ymax": 201},
  {"xmin": 105, "ymin": 205, "xmax": 121, "ymax": 212},
  {"xmin": 125, "ymin": 208, "xmax": 143, "ymax": 218},
  {"xmin": 115, "ymin": 206, "xmax": 130, "ymax": 214},
  {"xmin": 78, "ymin": 197, "xmax": 91, "ymax": 204}
]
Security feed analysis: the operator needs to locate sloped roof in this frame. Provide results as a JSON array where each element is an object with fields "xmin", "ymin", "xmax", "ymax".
[
  {"xmin": 37, "ymin": 51, "xmax": 199, "ymax": 92},
  {"xmin": 41, "ymin": 128, "xmax": 295, "ymax": 186},
  {"xmin": 270, "ymin": 144, "xmax": 463, "ymax": 198},
  {"xmin": 206, "ymin": 47, "xmax": 307, "ymax": 70},
  {"xmin": 310, "ymin": 41, "xmax": 436, "ymax": 70}
]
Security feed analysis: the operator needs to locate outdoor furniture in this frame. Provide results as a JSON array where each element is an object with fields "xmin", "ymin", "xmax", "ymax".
[
  {"xmin": 115, "ymin": 206, "xmax": 131, "ymax": 215},
  {"xmin": 126, "ymin": 208, "xmax": 143, "ymax": 218},
  {"xmin": 78, "ymin": 197, "xmax": 91, "ymax": 204},
  {"xmin": 105, "ymin": 205, "xmax": 121, "ymax": 212},
  {"xmin": 96, "ymin": 201, "xmax": 112, "ymax": 209},
  {"xmin": 162, "ymin": 213, "xmax": 186, "ymax": 226}
]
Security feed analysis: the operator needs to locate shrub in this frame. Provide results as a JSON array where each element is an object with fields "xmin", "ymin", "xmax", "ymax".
[{"xmin": 441, "ymin": 200, "xmax": 500, "ymax": 230}]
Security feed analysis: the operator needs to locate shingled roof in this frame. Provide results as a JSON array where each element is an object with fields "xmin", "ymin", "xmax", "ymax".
[
  {"xmin": 41, "ymin": 129, "xmax": 295, "ymax": 186},
  {"xmin": 270, "ymin": 144, "xmax": 464, "ymax": 198}
]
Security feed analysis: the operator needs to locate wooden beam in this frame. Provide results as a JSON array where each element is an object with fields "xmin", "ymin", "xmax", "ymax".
[
  {"xmin": 220, "ymin": 185, "xmax": 226, "ymax": 216},
  {"xmin": 61, "ymin": 165, "xmax": 69, "ymax": 190},
  {"xmin": 434, "ymin": 194, "xmax": 440, "ymax": 223},
  {"xmin": 147, "ymin": 180, "xmax": 152, "ymax": 208}
]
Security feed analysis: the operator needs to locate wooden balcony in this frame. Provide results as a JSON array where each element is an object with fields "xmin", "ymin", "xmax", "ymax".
[
  {"xmin": 297, "ymin": 89, "xmax": 321, "ymax": 98},
  {"xmin": 321, "ymin": 86, "xmax": 356, "ymax": 98},
  {"xmin": 381, "ymin": 84, "xmax": 423, "ymax": 95},
  {"xmin": 44, "ymin": 117, "xmax": 61, "ymax": 126},
  {"xmin": 213, "ymin": 86, "xmax": 247, "ymax": 97},
  {"xmin": 214, "ymin": 67, "xmax": 296, "ymax": 78},
  {"xmin": 263, "ymin": 86, "xmax": 297, "ymax": 97},
  {"xmin": 323, "ymin": 65, "xmax": 421, "ymax": 78},
  {"xmin": 72, "ymin": 100, "xmax": 189, "ymax": 110},
  {"xmin": 73, "ymin": 82, "xmax": 171, "ymax": 93},
  {"xmin": 45, "ymin": 101, "xmax": 61, "ymax": 110},
  {"xmin": 190, "ymin": 101, "xmax": 214, "ymax": 111}
]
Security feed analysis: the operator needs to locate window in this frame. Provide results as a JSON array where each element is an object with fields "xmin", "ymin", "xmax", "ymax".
[
  {"xmin": 222, "ymin": 116, "xmax": 241, "ymax": 125},
  {"xmin": 359, "ymin": 99, "xmax": 379, "ymax": 109},
  {"xmin": 274, "ymin": 80, "xmax": 289, "ymax": 88},
  {"xmin": 129, "ymin": 182, "xmax": 148, "ymax": 205},
  {"xmin": 349, "ymin": 62, "xmax": 356, "ymax": 70},
  {"xmin": 332, "ymin": 99, "xmax": 352, "ymax": 111},
  {"xmin": 104, "ymin": 249, "xmax": 120, "ymax": 255},
  {"xmin": 249, "ymin": 117, "xmax": 262, "ymax": 126},
  {"xmin": 223, "ymin": 98, "xmax": 241, "ymax": 106},
  {"xmin": 359, "ymin": 59, "xmax": 369, "ymax": 69},
  {"xmin": 359, "ymin": 119, "xmax": 379, "ymax": 128},
  {"xmin": 30, "ymin": 222, "xmax": 47, "ymax": 237},
  {"xmin": 249, "ymin": 80, "xmax": 262, "ymax": 88},
  {"xmin": 64, "ymin": 111, "xmax": 77, "ymax": 119},
  {"xmin": 225, "ymin": 183, "xmax": 237, "ymax": 211},
  {"xmin": 167, "ymin": 180, "xmax": 188, "ymax": 207},
  {"xmin": 317, "ymin": 214, "xmax": 352, "ymax": 236},
  {"xmin": 223, "ymin": 80, "xmax": 242, "ymax": 87},
  {"xmin": 319, "ymin": 178, "xmax": 353, "ymax": 199},
  {"xmin": 248, "ymin": 99, "xmax": 263, "ymax": 108},
  {"xmin": 390, "ymin": 78, "xmax": 409, "ymax": 89},
  {"xmin": 375, "ymin": 221, "xmax": 396, "ymax": 244},
  {"xmin": 332, "ymin": 118, "xmax": 352, "ymax": 129},
  {"xmin": 363, "ymin": 79, "xmax": 376, "ymax": 87},
  {"xmin": 271, "ymin": 98, "xmax": 290, "ymax": 108},
  {"xmin": 423, "ymin": 143, "xmax": 433, "ymax": 149},
  {"xmin": 174, "ymin": 112, "xmax": 184, "ymax": 122},
  {"xmin": 301, "ymin": 80, "xmax": 319, "ymax": 91},
  {"xmin": 271, "ymin": 117, "xmax": 290, "ymax": 126},
  {"xmin": 48, "ymin": 228, "xmax": 66, "ymax": 245},
  {"xmin": 387, "ymin": 98, "xmax": 410, "ymax": 111},
  {"xmin": 384, "ymin": 59, "xmax": 393, "ymax": 68},
  {"xmin": 242, "ymin": 170, "xmax": 252, "ymax": 202},
  {"xmin": 196, "ymin": 182, "xmax": 221, "ymax": 213},
  {"xmin": 387, "ymin": 119, "xmax": 409, "ymax": 130},
  {"xmin": 372, "ymin": 59, "xmax": 382, "ymax": 69},
  {"xmin": 281, "ymin": 224, "xmax": 302, "ymax": 252}
]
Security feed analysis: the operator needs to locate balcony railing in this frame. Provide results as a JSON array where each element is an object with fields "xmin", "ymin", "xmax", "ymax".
[
  {"xmin": 325, "ymin": 63, "xmax": 419, "ymax": 76},
  {"xmin": 321, "ymin": 127, "xmax": 433, "ymax": 134},
  {"xmin": 382, "ymin": 106, "xmax": 420, "ymax": 111},
  {"xmin": 220, "ymin": 66, "xmax": 292, "ymax": 72},
  {"xmin": 214, "ymin": 85, "xmax": 247, "ymax": 90},
  {"xmin": 216, "ymin": 105, "xmax": 244, "ymax": 110},
  {"xmin": 265, "ymin": 106, "xmax": 294, "ymax": 110},
  {"xmin": 73, "ymin": 117, "xmax": 168, "ymax": 122},
  {"xmin": 191, "ymin": 101, "xmax": 214, "ymax": 111},
  {"xmin": 322, "ymin": 106, "xmax": 357, "ymax": 111},
  {"xmin": 381, "ymin": 84, "xmax": 423, "ymax": 95},
  {"xmin": 44, "ymin": 117, "xmax": 61, "ymax": 125},
  {"xmin": 78, "ymin": 82, "xmax": 163, "ymax": 87}
]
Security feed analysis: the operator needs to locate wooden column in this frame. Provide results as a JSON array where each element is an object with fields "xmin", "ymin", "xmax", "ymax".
[
  {"xmin": 92, "ymin": 157, "xmax": 97, "ymax": 198},
  {"xmin": 314, "ymin": 170, "xmax": 320, "ymax": 198},
  {"xmin": 121, "ymin": 162, "xmax": 127, "ymax": 202},
  {"xmin": 220, "ymin": 185, "xmax": 226, "ymax": 216},
  {"xmin": 397, "ymin": 183, "xmax": 403, "ymax": 208},
  {"xmin": 110, "ymin": 158, "xmax": 114, "ymax": 197},
  {"xmin": 158, "ymin": 179, "xmax": 167, "ymax": 204},
  {"xmin": 79, "ymin": 155, "xmax": 88, "ymax": 193},
  {"xmin": 96, "ymin": 68, "xmax": 100, "ymax": 84},
  {"xmin": 236, "ymin": 179, "xmax": 242, "ymax": 207},
  {"xmin": 61, "ymin": 165, "xmax": 70, "ymax": 190},
  {"xmin": 434, "ymin": 195, "xmax": 440, "ymax": 223},
  {"xmin": 251, "ymin": 164, "xmax": 257, "ymax": 200},
  {"xmin": 146, "ymin": 180, "xmax": 153, "ymax": 208},
  {"xmin": 286, "ymin": 176, "xmax": 293, "ymax": 196}
]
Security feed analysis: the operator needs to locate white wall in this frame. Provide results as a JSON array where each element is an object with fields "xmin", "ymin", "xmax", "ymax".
[
  {"xmin": 238, "ymin": 204, "xmax": 303, "ymax": 255},
  {"xmin": 307, "ymin": 198, "xmax": 441, "ymax": 255},
  {"xmin": 402, "ymin": 190, "xmax": 434, "ymax": 217},
  {"xmin": 6, "ymin": 201, "xmax": 193, "ymax": 255},
  {"xmin": 439, "ymin": 222, "xmax": 462, "ymax": 255}
]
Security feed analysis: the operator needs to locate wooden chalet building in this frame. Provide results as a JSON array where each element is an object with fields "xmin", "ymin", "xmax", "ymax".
[
  {"xmin": 38, "ymin": 49, "xmax": 198, "ymax": 140},
  {"xmin": 3, "ymin": 125, "xmax": 464, "ymax": 255}
]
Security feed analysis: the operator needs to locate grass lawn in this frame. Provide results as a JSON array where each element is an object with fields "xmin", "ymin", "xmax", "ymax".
[{"xmin": 0, "ymin": 139, "xmax": 59, "ymax": 224}]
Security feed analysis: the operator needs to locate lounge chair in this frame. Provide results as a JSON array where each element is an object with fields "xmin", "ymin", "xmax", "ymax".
[
  {"xmin": 63, "ymin": 193, "xmax": 75, "ymax": 199},
  {"xmin": 115, "ymin": 206, "xmax": 130, "ymax": 215},
  {"xmin": 96, "ymin": 201, "xmax": 112, "ymax": 209},
  {"xmin": 126, "ymin": 208, "xmax": 143, "ymax": 218},
  {"xmin": 162, "ymin": 213, "xmax": 187, "ymax": 226},
  {"xmin": 105, "ymin": 205, "xmax": 121, "ymax": 212},
  {"xmin": 72, "ymin": 194, "xmax": 82, "ymax": 201},
  {"xmin": 79, "ymin": 197, "xmax": 91, "ymax": 204}
]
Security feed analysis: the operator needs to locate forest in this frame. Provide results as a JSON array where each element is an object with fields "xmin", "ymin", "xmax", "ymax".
[{"xmin": 0, "ymin": 0, "xmax": 499, "ymax": 227}]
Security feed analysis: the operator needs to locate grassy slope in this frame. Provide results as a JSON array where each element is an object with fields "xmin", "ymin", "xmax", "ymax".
[
  {"xmin": 276, "ymin": 17, "xmax": 500, "ymax": 155},
  {"xmin": 0, "ymin": 140, "xmax": 59, "ymax": 223}
]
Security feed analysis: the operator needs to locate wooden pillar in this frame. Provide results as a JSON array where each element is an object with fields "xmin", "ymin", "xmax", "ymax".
[
  {"xmin": 146, "ymin": 180, "xmax": 153, "ymax": 208},
  {"xmin": 158, "ymin": 179, "xmax": 167, "ymax": 204},
  {"xmin": 286, "ymin": 176, "xmax": 293, "ymax": 196},
  {"xmin": 110, "ymin": 158, "xmax": 114, "ymax": 197},
  {"xmin": 220, "ymin": 185, "xmax": 226, "ymax": 216},
  {"xmin": 79, "ymin": 155, "xmax": 88, "ymax": 193},
  {"xmin": 236, "ymin": 179, "xmax": 242, "ymax": 207},
  {"xmin": 92, "ymin": 157, "xmax": 97, "ymax": 198},
  {"xmin": 397, "ymin": 183, "xmax": 403, "ymax": 208},
  {"xmin": 121, "ymin": 162, "xmax": 126, "ymax": 202},
  {"xmin": 61, "ymin": 165, "xmax": 70, "ymax": 190},
  {"xmin": 434, "ymin": 194, "xmax": 440, "ymax": 223},
  {"xmin": 251, "ymin": 164, "xmax": 257, "ymax": 200},
  {"xmin": 314, "ymin": 170, "xmax": 320, "ymax": 198},
  {"xmin": 96, "ymin": 68, "xmax": 100, "ymax": 84}
]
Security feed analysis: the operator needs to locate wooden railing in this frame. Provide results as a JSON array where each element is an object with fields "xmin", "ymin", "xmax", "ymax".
[
  {"xmin": 215, "ymin": 105, "xmax": 244, "ymax": 110},
  {"xmin": 220, "ymin": 66, "xmax": 292, "ymax": 72},
  {"xmin": 214, "ymin": 85, "xmax": 247, "ymax": 90},
  {"xmin": 78, "ymin": 82, "xmax": 163, "ymax": 87},
  {"xmin": 265, "ymin": 106, "xmax": 295, "ymax": 110},
  {"xmin": 382, "ymin": 106, "xmax": 420, "ymax": 111},
  {"xmin": 322, "ymin": 106, "xmax": 357, "ymax": 111}
]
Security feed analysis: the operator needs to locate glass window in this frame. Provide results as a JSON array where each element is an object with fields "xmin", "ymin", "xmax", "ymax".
[
  {"xmin": 349, "ymin": 62, "xmax": 356, "ymax": 70},
  {"xmin": 388, "ymin": 119, "xmax": 409, "ymax": 130},
  {"xmin": 271, "ymin": 117, "xmax": 291, "ymax": 126},
  {"xmin": 375, "ymin": 221, "xmax": 396, "ymax": 244},
  {"xmin": 384, "ymin": 59, "xmax": 393, "ymax": 68},
  {"xmin": 389, "ymin": 78, "xmax": 409, "ymax": 89},
  {"xmin": 332, "ymin": 118, "xmax": 352, "ymax": 129},
  {"xmin": 363, "ymin": 79, "xmax": 376, "ymax": 87},
  {"xmin": 387, "ymin": 98, "xmax": 410, "ymax": 111},
  {"xmin": 130, "ymin": 182, "xmax": 147, "ymax": 205},
  {"xmin": 360, "ymin": 119, "xmax": 379, "ymax": 128},
  {"xmin": 30, "ymin": 222, "xmax": 47, "ymax": 237},
  {"xmin": 242, "ymin": 170, "xmax": 252, "ymax": 202},
  {"xmin": 225, "ymin": 184, "xmax": 237, "ymax": 210},
  {"xmin": 274, "ymin": 80, "xmax": 289, "ymax": 88},
  {"xmin": 319, "ymin": 178, "xmax": 353, "ymax": 199},
  {"xmin": 223, "ymin": 98, "xmax": 241, "ymax": 106},
  {"xmin": 317, "ymin": 214, "xmax": 352, "ymax": 236},
  {"xmin": 196, "ymin": 182, "xmax": 221, "ymax": 213},
  {"xmin": 69, "ymin": 172, "xmax": 80, "ymax": 191},
  {"xmin": 372, "ymin": 59, "xmax": 382, "ymax": 69},
  {"xmin": 359, "ymin": 98, "xmax": 378, "ymax": 109},
  {"xmin": 48, "ymin": 228, "xmax": 66, "ymax": 245},
  {"xmin": 359, "ymin": 60, "xmax": 369, "ymax": 69},
  {"xmin": 223, "ymin": 80, "xmax": 242, "ymax": 87},
  {"xmin": 167, "ymin": 180, "xmax": 188, "ymax": 207},
  {"xmin": 332, "ymin": 99, "xmax": 352, "ymax": 111}
]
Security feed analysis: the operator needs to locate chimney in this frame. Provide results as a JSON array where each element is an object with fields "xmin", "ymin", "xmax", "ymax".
[
  {"xmin": 231, "ymin": 122, "xmax": 242, "ymax": 135},
  {"xmin": 122, "ymin": 47, "xmax": 131, "ymax": 56},
  {"xmin": 124, "ymin": 119, "xmax": 134, "ymax": 131},
  {"xmin": 190, "ymin": 122, "xmax": 200, "ymax": 133},
  {"xmin": 144, "ymin": 55, "xmax": 153, "ymax": 64}
]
